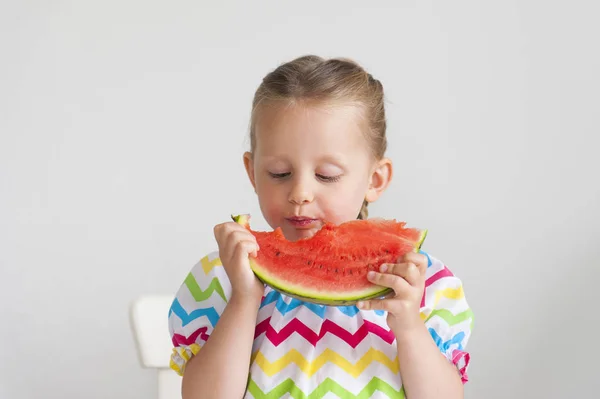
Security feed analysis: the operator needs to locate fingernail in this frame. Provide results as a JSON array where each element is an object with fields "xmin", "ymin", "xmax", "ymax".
[
  {"xmin": 367, "ymin": 271, "xmax": 376, "ymax": 279},
  {"xmin": 357, "ymin": 301, "xmax": 364, "ymax": 308},
  {"xmin": 380, "ymin": 264, "xmax": 388, "ymax": 273}
]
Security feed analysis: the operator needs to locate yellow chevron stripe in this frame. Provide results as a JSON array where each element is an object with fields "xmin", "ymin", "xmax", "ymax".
[
  {"xmin": 420, "ymin": 286, "xmax": 465, "ymax": 320},
  {"xmin": 431, "ymin": 286, "xmax": 464, "ymax": 309},
  {"xmin": 252, "ymin": 347, "xmax": 399, "ymax": 378},
  {"xmin": 169, "ymin": 359, "xmax": 182, "ymax": 375},
  {"xmin": 200, "ymin": 255, "xmax": 222, "ymax": 274},
  {"xmin": 170, "ymin": 344, "xmax": 201, "ymax": 376},
  {"xmin": 180, "ymin": 348, "xmax": 191, "ymax": 362}
]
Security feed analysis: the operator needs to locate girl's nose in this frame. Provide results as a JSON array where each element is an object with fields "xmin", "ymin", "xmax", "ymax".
[{"xmin": 288, "ymin": 177, "xmax": 314, "ymax": 205}]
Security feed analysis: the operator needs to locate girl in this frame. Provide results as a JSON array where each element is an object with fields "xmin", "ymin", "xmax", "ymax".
[{"xmin": 168, "ymin": 55, "xmax": 473, "ymax": 399}]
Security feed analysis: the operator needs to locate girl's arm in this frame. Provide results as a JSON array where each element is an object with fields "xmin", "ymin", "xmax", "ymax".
[
  {"xmin": 181, "ymin": 295, "xmax": 261, "ymax": 399},
  {"xmin": 172, "ymin": 222, "xmax": 264, "ymax": 399},
  {"xmin": 396, "ymin": 324, "xmax": 464, "ymax": 399},
  {"xmin": 357, "ymin": 252, "xmax": 472, "ymax": 399}
]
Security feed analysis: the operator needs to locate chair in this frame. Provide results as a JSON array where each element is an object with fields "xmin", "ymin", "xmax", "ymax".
[{"xmin": 130, "ymin": 295, "xmax": 181, "ymax": 399}]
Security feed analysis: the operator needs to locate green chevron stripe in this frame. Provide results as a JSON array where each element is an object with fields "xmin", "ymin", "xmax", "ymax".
[
  {"xmin": 425, "ymin": 308, "xmax": 474, "ymax": 329},
  {"xmin": 247, "ymin": 376, "xmax": 405, "ymax": 399},
  {"xmin": 184, "ymin": 273, "xmax": 226, "ymax": 302}
]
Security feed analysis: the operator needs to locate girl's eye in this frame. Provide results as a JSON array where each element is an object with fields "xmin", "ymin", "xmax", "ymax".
[
  {"xmin": 316, "ymin": 174, "xmax": 341, "ymax": 183},
  {"xmin": 268, "ymin": 172, "xmax": 290, "ymax": 179}
]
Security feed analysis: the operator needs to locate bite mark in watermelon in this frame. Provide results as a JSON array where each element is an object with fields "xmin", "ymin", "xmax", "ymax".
[{"xmin": 232, "ymin": 214, "xmax": 427, "ymax": 306}]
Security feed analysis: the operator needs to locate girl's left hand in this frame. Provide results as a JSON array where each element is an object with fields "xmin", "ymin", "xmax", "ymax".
[{"xmin": 357, "ymin": 252, "xmax": 428, "ymax": 335}]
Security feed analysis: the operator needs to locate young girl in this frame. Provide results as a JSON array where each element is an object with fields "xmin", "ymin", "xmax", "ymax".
[{"xmin": 168, "ymin": 55, "xmax": 473, "ymax": 399}]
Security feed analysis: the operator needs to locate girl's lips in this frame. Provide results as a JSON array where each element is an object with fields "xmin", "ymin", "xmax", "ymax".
[{"xmin": 286, "ymin": 217, "xmax": 318, "ymax": 228}]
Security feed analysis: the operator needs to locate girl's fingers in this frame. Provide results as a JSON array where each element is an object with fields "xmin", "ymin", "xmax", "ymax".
[
  {"xmin": 233, "ymin": 239, "xmax": 261, "ymax": 263},
  {"xmin": 357, "ymin": 297, "xmax": 393, "ymax": 312},
  {"xmin": 358, "ymin": 253, "xmax": 430, "ymax": 313},
  {"xmin": 215, "ymin": 222, "xmax": 258, "ymax": 245},
  {"xmin": 222, "ymin": 230, "xmax": 259, "ymax": 263},
  {"xmin": 231, "ymin": 230, "xmax": 259, "ymax": 255},
  {"xmin": 367, "ymin": 270, "xmax": 411, "ymax": 294},
  {"xmin": 402, "ymin": 252, "xmax": 428, "ymax": 275},
  {"xmin": 230, "ymin": 230, "xmax": 258, "ymax": 246},
  {"xmin": 379, "ymin": 262, "xmax": 421, "ymax": 287},
  {"xmin": 403, "ymin": 263, "xmax": 421, "ymax": 286}
]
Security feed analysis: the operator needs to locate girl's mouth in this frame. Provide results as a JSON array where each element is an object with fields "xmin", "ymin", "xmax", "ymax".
[{"xmin": 286, "ymin": 217, "xmax": 318, "ymax": 228}]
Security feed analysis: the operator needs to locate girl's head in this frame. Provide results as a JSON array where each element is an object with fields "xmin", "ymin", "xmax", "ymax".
[{"xmin": 243, "ymin": 55, "xmax": 393, "ymax": 241}]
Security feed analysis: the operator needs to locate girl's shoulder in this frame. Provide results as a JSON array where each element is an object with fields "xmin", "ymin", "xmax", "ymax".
[
  {"xmin": 187, "ymin": 250, "xmax": 227, "ymax": 279},
  {"xmin": 420, "ymin": 250, "xmax": 465, "ymax": 282}
]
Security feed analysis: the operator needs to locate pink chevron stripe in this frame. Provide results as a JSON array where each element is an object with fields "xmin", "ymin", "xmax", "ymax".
[
  {"xmin": 421, "ymin": 266, "xmax": 454, "ymax": 307},
  {"xmin": 172, "ymin": 326, "xmax": 210, "ymax": 346},
  {"xmin": 451, "ymin": 349, "xmax": 470, "ymax": 384},
  {"xmin": 254, "ymin": 317, "xmax": 395, "ymax": 348}
]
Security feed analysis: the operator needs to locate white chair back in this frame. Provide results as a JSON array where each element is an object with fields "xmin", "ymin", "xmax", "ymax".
[{"xmin": 130, "ymin": 295, "xmax": 181, "ymax": 399}]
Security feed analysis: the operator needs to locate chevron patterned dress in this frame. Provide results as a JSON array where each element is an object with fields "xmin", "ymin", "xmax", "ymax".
[{"xmin": 168, "ymin": 250, "xmax": 473, "ymax": 398}]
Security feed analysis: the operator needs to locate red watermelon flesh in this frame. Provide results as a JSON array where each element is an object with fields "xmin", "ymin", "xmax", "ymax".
[{"xmin": 232, "ymin": 214, "xmax": 427, "ymax": 306}]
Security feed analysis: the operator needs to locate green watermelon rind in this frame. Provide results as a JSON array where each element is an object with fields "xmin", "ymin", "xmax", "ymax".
[
  {"xmin": 250, "ymin": 259, "xmax": 394, "ymax": 305},
  {"xmin": 232, "ymin": 214, "xmax": 428, "ymax": 306}
]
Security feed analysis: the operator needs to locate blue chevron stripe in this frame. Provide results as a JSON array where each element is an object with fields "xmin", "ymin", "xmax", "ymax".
[
  {"xmin": 338, "ymin": 305, "xmax": 384, "ymax": 317},
  {"xmin": 260, "ymin": 290, "xmax": 280, "ymax": 307},
  {"xmin": 260, "ymin": 290, "xmax": 384, "ymax": 317},
  {"xmin": 428, "ymin": 328, "xmax": 465, "ymax": 353},
  {"xmin": 170, "ymin": 298, "xmax": 220, "ymax": 327}
]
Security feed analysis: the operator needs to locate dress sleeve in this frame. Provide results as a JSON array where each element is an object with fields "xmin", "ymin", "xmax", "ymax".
[
  {"xmin": 167, "ymin": 251, "xmax": 232, "ymax": 376},
  {"xmin": 419, "ymin": 251, "xmax": 474, "ymax": 383}
]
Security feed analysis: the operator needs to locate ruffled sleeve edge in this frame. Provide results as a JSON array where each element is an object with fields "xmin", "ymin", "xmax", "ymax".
[
  {"xmin": 450, "ymin": 348, "xmax": 470, "ymax": 384},
  {"xmin": 170, "ymin": 343, "xmax": 201, "ymax": 376}
]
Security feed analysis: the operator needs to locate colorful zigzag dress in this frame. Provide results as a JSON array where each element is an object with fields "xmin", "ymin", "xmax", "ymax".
[{"xmin": 168, "ymin": 250, "xmax": 473, "ymax": 398}]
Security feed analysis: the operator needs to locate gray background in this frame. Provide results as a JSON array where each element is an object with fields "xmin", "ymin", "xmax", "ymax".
[{"xmin": 2, "ymin": 1, "xmax": 599, "ymax": 398}]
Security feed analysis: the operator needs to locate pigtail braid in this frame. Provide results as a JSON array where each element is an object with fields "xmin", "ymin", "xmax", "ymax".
[{"xmin": 357, "ymin": 200, "xmax": 369, "ymax": 220}]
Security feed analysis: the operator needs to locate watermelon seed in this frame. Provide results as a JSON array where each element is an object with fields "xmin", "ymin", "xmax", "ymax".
[
  {"xmin": 319, "ymin": 264, "xmax": 323, "ymax": 269},
  {"xmin": 335, "ymin": 268, "xmax": 338, "ymax": 273},
  {"xmin": 307, "ymin": 260, "xmax": 312, "ymax": 265},
  {"xmin": 276, "ymin": 251, "xmax": 280, "ymax": 256}
]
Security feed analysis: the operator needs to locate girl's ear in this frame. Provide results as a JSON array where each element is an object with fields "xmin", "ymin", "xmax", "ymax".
[
  {"xmin": 365, "ymin": 157, "xmax": 393, "ymax": 203},
  {"xmin": 243, "ymin": 151, "xmax": 257, "ymax": 192}
]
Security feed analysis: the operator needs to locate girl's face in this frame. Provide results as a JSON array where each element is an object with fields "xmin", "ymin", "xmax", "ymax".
[{"xmin": 244, "ymin": 102, "xmax": 392, "ymax": 242}]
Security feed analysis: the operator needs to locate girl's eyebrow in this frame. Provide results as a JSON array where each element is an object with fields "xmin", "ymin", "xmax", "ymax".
[
  {"xmin": 259, "ymin": 155, "xmax": 289, "ymax": 164},
  {"xmin": 259, "ymin": 154, "xmax": 349, "ymax": 170}
]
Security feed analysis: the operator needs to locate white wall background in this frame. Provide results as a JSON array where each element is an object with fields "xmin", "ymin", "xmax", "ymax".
[{"xmin": 2, "ymin": 1, "xmax": 599, "ymax": 398}]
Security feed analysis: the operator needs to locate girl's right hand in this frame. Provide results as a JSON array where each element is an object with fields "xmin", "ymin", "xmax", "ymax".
[{"xmin": 213, "ymin": 221, "xmax": 264, "ymax": 302}]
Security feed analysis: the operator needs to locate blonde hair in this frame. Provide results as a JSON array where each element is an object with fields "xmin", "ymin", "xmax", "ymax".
[{"xmin": 249, "ymin": 55, "xmax": 387, "ymax": 220}]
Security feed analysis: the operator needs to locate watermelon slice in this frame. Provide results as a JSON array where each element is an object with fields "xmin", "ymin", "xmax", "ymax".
[{"xmin": 231, "ymin": 214, "xmax": 428, "ymax": 306}]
